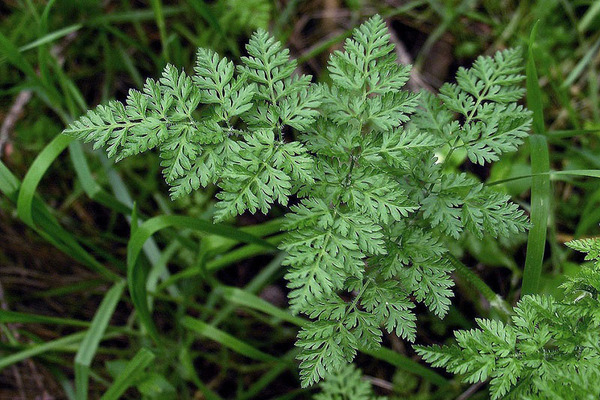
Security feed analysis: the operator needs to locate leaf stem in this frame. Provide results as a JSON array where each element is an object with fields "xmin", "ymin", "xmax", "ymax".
[{"xmin": 447, "ymin": 253, "xmax": 511, "ymax": 318}]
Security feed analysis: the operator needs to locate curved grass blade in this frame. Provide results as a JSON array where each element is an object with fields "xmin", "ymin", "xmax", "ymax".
[
  {"xmin": 0, "ymin": 160, "xmax": 119, "ymax": 280},
  {"xmin": 17, "ymin": 134, "xmax": 73, "ymax": 227}
]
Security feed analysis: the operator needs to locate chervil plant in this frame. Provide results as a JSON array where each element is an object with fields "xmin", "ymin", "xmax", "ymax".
[
  {"xmin": 63, "ymin": 15, "xmax": 531, "ymax": 386},
  {"xmin": 314, "ymin": 364, "xmax": 387, "ymax": 400},
  {"xmin": 416, "ymin": 237, "xmax": 600, "ymax": 399}
]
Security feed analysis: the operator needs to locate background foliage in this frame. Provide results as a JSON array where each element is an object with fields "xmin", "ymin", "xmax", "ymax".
[{"xmin": 2, "ymin": 0, "xmax": 600, "ymax": 399}]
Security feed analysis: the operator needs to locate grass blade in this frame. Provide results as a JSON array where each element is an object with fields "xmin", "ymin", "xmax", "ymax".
[
  {"xmin": 0, "ymin": 30, "xmax": 38, "ymax": 79},
  {"xmin": 87, "ymin": 6, "xmax": 184, "ymax": 25},
  {"xmin": 0, "ymin": 331, "xmax": 85, "ymax": 371},
  {"xmin": 127, "ymin": 215, "xmax": 277, "ymax": 343},
  {"xmin": 0, "ymin": 160, "xmax": 119, "ymax": 280},
  {"xmin": 561, "ymin": 36, "xmax": 600, "ymax": 89},
  {"xmin": 363, "ymin": 347, "xmax": 448, "ymax": 387},
  {"xmin": 221, "ymin": 287, "xmax": 306, "ymax": 327},
  {"xmin": 579, "ymin": 1, "xmax": 600, "ymax": 32},
  {"xmin": 75, "ymin": 280, "xmax": 126, "ymax": 400},
  {"xmin": 447, "ymin": 254, "xmax": 510, "ymax": 319},
  {"xmin": 184, "ymin": 0, "xmax": 239, "ymax": 56},
  {"xmin": 69, "ymin": 141, "xmax": 132, "ymax": 215},
  {"xmin": 69, "ymin": 141, "xmax": 131, "ymax": 215},
  {"xmin": 526, "ymin": 21, "xmax": 544, "ymax": 136},
  {"xmin": 210, "ymin": 253, "xmax": 286, "ymax": 326},
  {"xmin": 239, "ymin": 351, "xmax": 297, "ymax": 400},
  {"xmin": 98, "ymin": 153, "xmax": 178, "ymax": 304},
  {"xmin": 17, "ymin": 134, "xmax": 73, "ymax": 227},
  {"xmin": 522, "ymin": 135, "xmax": 550, "ymax": 295},
  {"xmin": 219, "ymin": 287, "xmax": 449, "ymax": 386},
  {"xmin": 156, "ymin": 234, "xmax": 284, "ymax": 290},
  {"xmin": 0, "ymin": 310, "xmax": 89, "ymax": 327},
  {"xmin": 149, "ymin": 0, "xmax": 169, "ymax": 61},
  {"xmin": 18, "ymin": 24, "xmax": 82, "ymax": 53},
  {"xmin": 99, "ymin": 348, "xmax": 155, "ymax": 400},
  {"xmin": 181, "ymin": 316, "xmax": 278, "ymax": 363},
  {"xmin": 487, "ymin": 169, "xmax": 600, "ymax": 187},
  {"xmin": 522, "ymin": 23, "xmax": 550, "ymax": 296}
]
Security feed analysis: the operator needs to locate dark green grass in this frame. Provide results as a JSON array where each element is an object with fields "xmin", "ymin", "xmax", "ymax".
[{"xmin": 1, "ymin": 0, "xmax": 600, "ymax": 399}]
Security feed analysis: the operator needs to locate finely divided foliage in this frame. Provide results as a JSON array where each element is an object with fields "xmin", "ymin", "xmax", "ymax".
[
  {"xmin": 63, "ymin": 15, "xmax": 531, "ymax": 387},
  {"xmin": 314, "ymin": 364, "xmax": 387, "ymax": 400},
  {"xmin": 416, "ymin": 237, "xmax": 600, "ymax": 400}
]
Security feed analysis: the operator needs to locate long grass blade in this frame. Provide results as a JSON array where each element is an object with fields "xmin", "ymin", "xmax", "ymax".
[
  {"xmin": 181, "ymin": 316, "xmax": 278, "ymax": 363},
  {"xmin": 526, "ymin": 21, "xmax": 544, "ymax": 136},
  {"xmin": 522, "ymin": 135, "xmax": 550, "ymax": 295},
  {"xmin": 149, "ymin": 0, "xmax": 169, "ymax": 61},
  {"xmin": 19, "ymin": 24, "xmax": 82, "ymax": 53},
  {"xmin": 0, "ymin": 332, "xmax": 86, "ymax": 371},
  {"xmin": 17, "ymin": 134, "xmax": 73, "ymax": 227},
  {"xmin": 561, "ymin": 36, "xmax": 600, "ymax": 89},
  {"xmin": 99, "ymin": 348, "xmax": 155, "ymax": 400},
  {"xmin": 0, "ymin": 310, "xmax": 89, "ymax": 327},
  {"xmin": 221, "ymin": 287, "xmax": 306, "ymax": 327},
  {"xmin": 75, "ymin": 280, "xmax": 126, "ymax": 400},
  {"xmin": 522, "ymin": 23, "xmax": 550, "ymax": 296}
]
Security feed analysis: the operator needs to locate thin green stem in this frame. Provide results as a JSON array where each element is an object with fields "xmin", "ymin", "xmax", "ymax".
[
  {"xmin": 155, "ymin": 234, "xmax": 286, "ymax": 292},
  {"xmin": 447, "ymin": 253, "xmax": 511, "ymax": 319}
]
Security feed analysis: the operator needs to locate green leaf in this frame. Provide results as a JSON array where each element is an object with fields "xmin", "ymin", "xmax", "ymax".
[
  {"xmin": 296, "ymin": 320, "xmax": 356, "ymax": 387},
  {"xmin": 100, "ymin": 348, "xmax": 155, "ymax": 400}
]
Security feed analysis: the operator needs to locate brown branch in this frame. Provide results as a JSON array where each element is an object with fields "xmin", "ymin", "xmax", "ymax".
[{"xmin": 0, "ymin": 90, "xmax": 32, "ymax": 158}]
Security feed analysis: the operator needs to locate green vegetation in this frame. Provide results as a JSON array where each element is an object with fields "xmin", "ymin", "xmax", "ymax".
[
  {"xmin": 416, "ymin": 237, "xmax": 600, "ymax": 400},
  {"xmin": 2, "ymin": 1, "xmax": 600, "ymax": 399}
]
